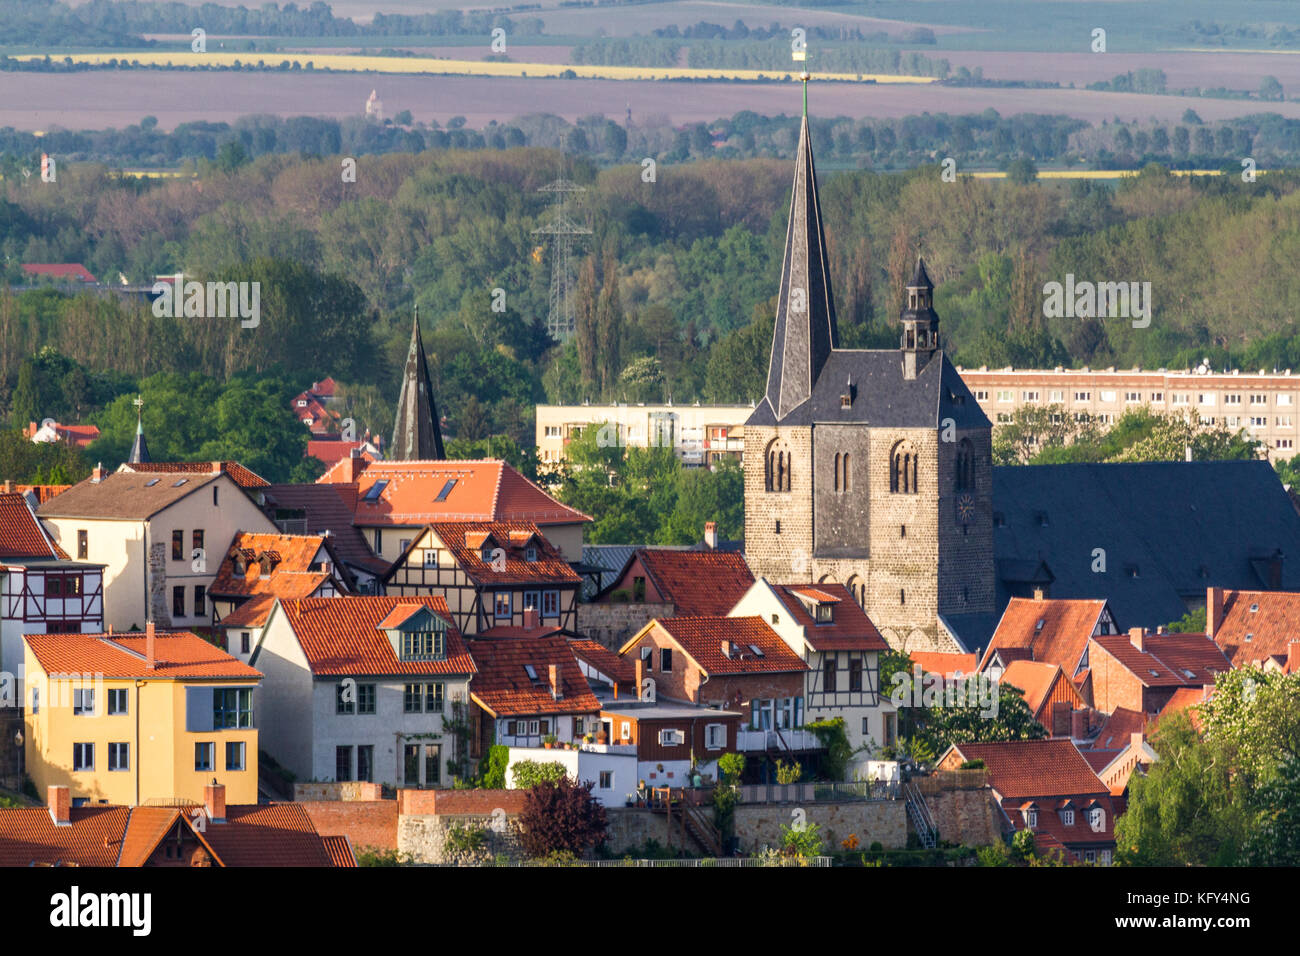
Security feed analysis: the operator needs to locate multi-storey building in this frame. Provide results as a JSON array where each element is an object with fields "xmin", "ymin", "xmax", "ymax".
[{"xmin": 535, "ymin": 403, "xmax": 751, "ymax": 471}]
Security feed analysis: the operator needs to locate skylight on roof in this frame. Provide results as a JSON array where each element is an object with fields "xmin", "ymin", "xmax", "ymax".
[
  {"xmin": 524, "ymin": 664, "xmax": 539, "ymax": 682},
  {"xmin": 363, "ymin": 480, "xmax": 388, "ymax": 501},
  {"xmin": 1250, "ymin": 603, "xmax": 1259, "ymax": 612},
  {"xmin": 748, "ymin": 644, "xmax": 765, "ymax": 658},
  {"xmin": 434, "ymin": 479, "xmax": 456, "ymax": 502},
  {"xmin": 1182, "ymin": 669, "xmax": 1196, "ymax": 679},
  {"xmin": 172, "ymin": 478, "xmax": 187, "ymax": 487},
  {"xmin": 144, "ymin": 478, "xmax": 160, "ymax": 487},
  {"xmin": 1035, "ymin": 619, "xmax": 1045, "ymax": 632}
]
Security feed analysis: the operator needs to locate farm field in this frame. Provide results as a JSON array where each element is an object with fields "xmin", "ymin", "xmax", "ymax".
[
  {"xmin": 926, "ymin": 49, "xmax": 1300, "ymax": 90},
  {"xmin": 5, "ymin": 69, "xmax": 1300, "ymax": 132}
]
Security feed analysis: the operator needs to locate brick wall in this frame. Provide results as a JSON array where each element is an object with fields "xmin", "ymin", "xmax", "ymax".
[
  {"xmin": 398, "ymin": 788, "xmax": 528, "ymax": 816},
  {"xmin": 300, "ymin": 800, "xmax": 397, "ymax": 852},
  {"xmin": 1087, "ymin": 639, "xmax": 1145, "ymax": 714},
  {"xmin": 744, "ymin": 426, "xmax": 815, "ymax": 583},
  {"xmin": 577, "ymin": 602, "xmax": 673, "ymax": 649},
  {"xmin": 294, "ymin": 781, "xmax": 382, "ymax": 802}
]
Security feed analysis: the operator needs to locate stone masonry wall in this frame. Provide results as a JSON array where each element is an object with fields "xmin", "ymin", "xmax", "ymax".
[
  {"xmin": 744, "ymin": 426, "xmax": 815, "ymax": 583},
  {"xmin": 925, "ymin": 787, "xmax": 1003, "ymax": 847},
  {"xmin": 149, "ymin": 541, "xmax": 170, "ymax": 625},
  {"xmin": 577, "ymin": 602, "xmax": 674, "ymax": 649},
  {"xmin": 733, "ymin": 800, "xmax": 907, "ymax": 852}
]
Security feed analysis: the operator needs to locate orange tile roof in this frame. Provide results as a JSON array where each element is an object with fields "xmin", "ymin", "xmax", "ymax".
[
  {"xmin": 1156, "ymin": 685, "xmax": 1214, "ymax": 730},
  {"xmin": 909, "ymin": 652, "xmax": 978, "ymax": 677},
  {"xmin": 1091, "ymin": 632, "xmax": 1231, "ymax": 688},
  {"xmin": 946, "ymin": 739, "xmax": 1110, "ymax": 800},
  {"xmin": 638, "ymin": 616, "xmax": 807, "ymax": 676},
  {"xmin": 277, "ymin": 595, "xmax": 475, "ymax": 677},
  {"xmin": 420, "ymin": 521, "xmax": 580, "ymax": 586},
  {"xmin": 216, "ymin": 593, "xmax": 276, "ymax": 629},
  {"xmin": 1090, "ymin": 707, "xmax": 1148, "ymax": 750},
  {"xmin": 635, "ymin": 549, "xmax": 755, "ymax": 616},
  {"xmin": 201, "ymin": 804, "xmax": 334, "ymax": 866},
  {"xmin": 209, "ymin": 532, "xmax": 335, "ymax": 598},
  {"xmin": 24, "ymin": 631, "xmax": 262, "ymax": 680},
  {"xmin": 260, "ymin": 483, "xmax": 389, "ymax": 574},
  {"xmin": 10, "ymin": 484, "xmax": 72, "ymax": 505},
  {"xmin": 999, "ymin": 660, "xmax": 1069, "ymax": 719},
  {"xmin": 116, "ymin": 807, "xmax": 183, "ymax": 867},
  {"xmin": 1212, "ymin": 589, "xmax": 1300, "ymax": 670},
  {"xmin": 326, "ymin": 459, "xmax": 590, "ymax": 527},
  {"xmin": 466, "ymin": 634, "xmax": 600, "ymax": 717},
  {"xmin": 569, "ymin": 638, "xmax": 635, "ymax": 684},
  {"xmin": 982, "ymin": 597, "xmax": 1107, "ymax": 678},
  {"xmin": 772, "ymin": 583, "xmax": 889, "ymax": 651},
  {"xmin": 122, "ymin": 460, "xmax": 269, "ymax": 488},
  {"xmin": 0, "ymin": 492, "xmax": 67, "ymax": 560},
  {"xmin": 323, "ymin": 834, "xmax": 357, "ymax": 867},
  {"xmin": 0, "ymin": 806, "xmax": 130, "ymax": 866}
]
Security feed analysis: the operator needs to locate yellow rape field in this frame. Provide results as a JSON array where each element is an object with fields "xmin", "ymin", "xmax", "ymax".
[
  {"xmin": 11, "ymin": 51, "xmax": 935, "ymax": 84},
  {"xmin": 969, "ymin": 169, "xmax": 1250, "ymax": 179}
]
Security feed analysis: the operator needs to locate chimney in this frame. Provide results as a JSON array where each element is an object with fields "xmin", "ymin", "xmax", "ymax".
[
  {"xmin": 1207, "ymin": 587, "xmax": 1224, "ymax": 638},
  {"xmin": 1288, "ymin": 641, "xmax": 1300, "ymax": 675},
  {"xmin": 92, "ymin": 462, "xmax": 105, "ymax": 483},
  {"xmin": 1032, "ymin": 587, "xmax": 1044, "ymax": 601},
  {"xmin": 523, "ymin": 607, "xmax": 539, "ymax": 630},
  {"xmin": 48, "ymin": 785, "xmax": 71, "ymax": 826},
  {"xmin": 1071, "ymin": 708, "xmax": 1087, "ymax": 741},
  {"xmin": 704, "ymin": 521, "xmax": 718, "ymax": 550},
  {"xmin": 1129, "ymin": 626, "xmax": 1146, "ymax": 653},
  {"xmin": 1051, "ymin": 701, "xmax": 1071, "ymax": 737},
  {"xmin": 146, "ymin": 620, "xmax": 156, "ymax": 670},
  {"xmin": 204, "ymin": 781, "xmax": 226, "ymax": 824},
  {"xmin": 548, "ymin": 663, "xmax": 559, "ymax": 701},
  {"xmin": 1130, "ymin": 731, "xmax": 1145, "ymax": 754},
  {"xmin": 212, "ymin": 460, "xmax": 223, "ymax": 474},
  {"xmin": 1, "ymin": 480, "xmax": 10, "ymax": 493},
  {"xmin": 635, "ymin": 657, "xmax": 644, "ymax": 698}
]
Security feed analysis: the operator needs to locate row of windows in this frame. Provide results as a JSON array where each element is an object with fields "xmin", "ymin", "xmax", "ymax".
[
  {"xmin": 765, "ymin": 439, "xmax": 976, "ymax": 496},
  {"xmin": 822, "ymin": 658, "xmax": 864, "ymax": 693},
  {"xmin": 63, "ymin": 687, "xmax": 250, "ymax": 728},
  {"xmin": 335, "ymin": 682, "xmax": 448, "ymax": 715},
  {"xmin": 171, "ymin": 529, "xmax": 205, "ymax": 561},
  {"xmin": 173, "ymin": 585, "xmax": 206, "ymax": 618},
  {"xmin": 493, "ymin": 590, "xmax": 561, "ymax": 619},
  {"xmin": 986, "ymin": 388, "xmax": 1292, "ymax": 408},
  {"xmin": 71, "ymin": 741, "xmax": 244, "ymax": 772}
]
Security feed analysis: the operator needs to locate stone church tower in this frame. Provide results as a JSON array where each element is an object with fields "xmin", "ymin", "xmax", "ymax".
[{"xmin": 743, "ymin": 110, "xmax": 995, "ymax": 653}]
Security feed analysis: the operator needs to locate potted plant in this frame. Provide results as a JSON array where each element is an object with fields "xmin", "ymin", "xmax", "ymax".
[
  {"xmin": 595, "ymin": 729, "xmax": 608, "ymax": 744},
  {"xmin": 542, "ymin": 734, "xmax": 557, "ymax": 750}
]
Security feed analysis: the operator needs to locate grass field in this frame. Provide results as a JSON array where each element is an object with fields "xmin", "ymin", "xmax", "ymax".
[{"xmin": 10, "ymin": 50, "xmax": 933, "ymax": 83}]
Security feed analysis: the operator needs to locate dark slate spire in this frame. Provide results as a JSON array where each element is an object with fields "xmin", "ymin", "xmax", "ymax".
[
  {"xmin": 390, "ymin": 312, "xmax": 446, "ymax": 461},
  {"xmin": 901, "ymin": 255, "xmax": 940, "ymax": 381},
  {"xmin": 765, "ymin": 111, "xmax": 839, "ymax": 422},
  {"xmin": 128, "ymin": 396, "xmax": 150, "ymax": 464}
]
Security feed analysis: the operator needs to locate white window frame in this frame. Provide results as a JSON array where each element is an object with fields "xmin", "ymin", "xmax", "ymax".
[
  {"xmin": 658, "ymin": 728, "xmax": 683, "ymax": 746},
  {"xmin": 705, "ymin": 723, "xmax": 726, "ymax": 749}
]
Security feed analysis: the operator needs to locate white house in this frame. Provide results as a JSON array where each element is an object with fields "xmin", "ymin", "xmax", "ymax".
[
  {"xmin": 250, "ymin": 595, "xmax": 476, "ymax": 788},
  {"xmin": 504, "ymin": 745, "xmax": 637, "ymax": 806}
]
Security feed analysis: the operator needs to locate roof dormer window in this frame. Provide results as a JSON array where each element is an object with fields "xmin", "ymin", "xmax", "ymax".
[
  {"xmin": 815, "ymin": 603, "xmax": 833, "ymax": 623},
  {"xmin": 526, "ymin": 546, "xmax": 538, "ymax": 562},
  {"xmin": 400, "ymin": 627, "xmax": 445, "ymax": 662}
]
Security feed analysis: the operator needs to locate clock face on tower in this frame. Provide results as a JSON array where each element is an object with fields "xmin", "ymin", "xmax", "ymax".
[{"xmin": 956, "ymin": 492, "xmax": 976, "ymax": 524}]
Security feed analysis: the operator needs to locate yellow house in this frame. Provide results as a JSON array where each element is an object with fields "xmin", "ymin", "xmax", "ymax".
[{"xmin": 23, "ymin": 624, "xmax": 262, "ymax": 806}]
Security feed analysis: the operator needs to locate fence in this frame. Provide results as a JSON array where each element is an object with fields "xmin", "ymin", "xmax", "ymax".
[
  {"xmin": 909, "ymin": 769, "xmax": 987, "ymax": 793},
  {"xmin": 737, "ymin": 780, "xmax": 899, "ymax": 804},
  {"xmin": 438, "ymin": 857, "xmax": 834, "ymax": 868}
]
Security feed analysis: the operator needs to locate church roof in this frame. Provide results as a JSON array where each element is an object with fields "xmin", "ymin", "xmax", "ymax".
[
  {"xmin": 908, "ymin": 256, "xmax": 933, "ymax": 289},
  {"xmin": 128, "ymin": 416, "xmax": 150, "ymax": 464},
  {"xmin": 992, "ymin": 460, "xmax": 1300, "ymax": 629},
  {"xmin": 748, "ymin": 349, "xmax": 991, "ymax": 430},
  {"xmin": 390, "ymin": 315, "xmax": 445, "ymax": 461}
]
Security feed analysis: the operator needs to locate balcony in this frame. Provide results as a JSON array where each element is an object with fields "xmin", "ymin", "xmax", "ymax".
[{"xmin": 736, "ymin": 727, "xmax": 823, "ymax": 753}]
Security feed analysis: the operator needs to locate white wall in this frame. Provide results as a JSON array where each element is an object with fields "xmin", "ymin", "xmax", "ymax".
[
  {"xmin": 248, "ymin": 604, "xmax": 316, "ymax": 782},
  {"xmin": 506, "ymin": 745, "xmax": 636, "ymax": 806}
]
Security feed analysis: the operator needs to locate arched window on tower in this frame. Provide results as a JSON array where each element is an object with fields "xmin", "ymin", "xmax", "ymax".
[
  {"xmin": 833, "ymin": 452, "xmax": 851, "ymax": 493},
  {"xmin": 955, "ymin": 438, "xmax": 974, "ymax": 491},
  {"xmin": 846, "ymin": 574, "xmax": 865, "ymax": 608},
  {"xmin": 890, "ymin": 440, "xmax": 918, "ymax": 494},
  {"xmin": 765, "ymin": 438, "xmax": 792, "ymax": 492}
]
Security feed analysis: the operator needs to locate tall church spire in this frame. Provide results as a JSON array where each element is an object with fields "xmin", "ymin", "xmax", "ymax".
[
  {"xmin": 764, "ymin": 107, "xmax": 839, "ymax": 421},
  {"xmin": 390, "ymin": 310, "xmax": 446, "ymax": 460},
  {"xmin": 128, "ymin": 396, "xmax": 150, "ymax": 464}
]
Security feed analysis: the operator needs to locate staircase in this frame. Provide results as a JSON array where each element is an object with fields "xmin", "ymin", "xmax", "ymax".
[
  {"xmin": 681, "ymin": 805, "xmax": 724, "ymax": 857},
  {"xmin": 904, "ymin": 782, "xmax": 938, "ymax": 849}
]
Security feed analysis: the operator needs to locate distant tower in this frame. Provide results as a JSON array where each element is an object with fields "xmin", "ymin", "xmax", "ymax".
[
  {"xmin": 901, "ymin": 256, "xmax": 940, "ymax": 381},
  {"xmin": 390, "ymin": 311, "xmax": 446, "ymax": 460},
  {"xmin": 365, "ymin": 89, "xmax": 383, "ymax": 122},
  {"xmin": 626, "ymin": 102, "xmax": 632, "ymax": 128},
  {"xmin": 531, "ymin": 179, "xmax": 592, "ymax": 341},
  {"xmin": 128, "ymin": 396, "xmax": 150, "ymax": 464}
]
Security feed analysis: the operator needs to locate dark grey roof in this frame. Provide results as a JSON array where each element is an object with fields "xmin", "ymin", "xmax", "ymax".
[
  {"xmin": 940, "ymin": 611, "xmax": 1001, "ymax": 656},
  {"xmin": 128, "ymin": 419, "xmax": 149, "ymax": 465},
  {"xmin": 390, "ymin": 315, "xmax": 445, "ymax": 461},
  {"xmin": 764, "ymin": 114, "xmax": 838, "ymax": 422},
  {"xmin": 908, "ymin": 256, "xmax": 933, "ymax": 290},
  {"xmin": 992, "ymin": 460, "xmax": 1300, "ymax": 628},
  {"xmin": 747, "ymin": 350, "xmax": 991, "ymax": 430}
]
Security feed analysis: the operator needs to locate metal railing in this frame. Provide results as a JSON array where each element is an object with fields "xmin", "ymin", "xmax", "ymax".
[
  {"xmin": 452, "ymin": 856, "xmax": 834, "ymax": 867},
  {"xmin": 904, "ymin": 782, "xmax": 938, "ymax": 849},
  {"xmin": 736, "ymin": 780, "xmax": 899, "ymax": 804},
  {"xmin": 736, "ymin": 728, "xmax": 824, "ymax": 753}
]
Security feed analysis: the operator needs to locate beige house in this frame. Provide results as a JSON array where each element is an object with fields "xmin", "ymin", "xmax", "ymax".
[
  {"xmin": 37, "ymin": 464, "xmax": 277, "ymax": 631},
  {"xmin": 535, "ymin": 403, "xmax": 752, "ymax": 472}
]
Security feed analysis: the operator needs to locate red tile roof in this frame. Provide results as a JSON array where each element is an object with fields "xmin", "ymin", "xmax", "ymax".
[
  {"xmin": 24, "ymin": 631, "xmax": 262, "ymax": 680},
  {"xmin": 261, "ymin": 483, "xmax": 389, "ymax": 574},
  {"xmin": 1156, "ymin": 686, "xmax": 1214, "ymax": 730},
  {"xmin": 569, "ymin": 638, "xmax": 635, "ymax": 684},
  {"xmin": 478, "ymin": 625, "xmax": 564, "ymax": 639},
  {"xmin": 418, "ymin": 521, "xmax": 580, "ymax": 586},
  {"xmin": 323, "ymin": 834, "xmax": 357, "ymax": 867},
  {"xmin": 634, "ymin": 549, "xmax": 755, "ymax": 616},
  {"xmin": 278, "ymin": 595, "xmax": 474, "ymax": 677},
  {"xmin": 945, "ymin": 739, "xmax": 1110, "ymax": 800},
  {"xmin": 1090, "ymin": 707, "xmax": 1148, "ymax": 750},
  {"xmin": 1211, "ymin": 589, "xmax": 1300, "ymax": 670},
  {"xmin": 0, "ymin": 806, "xmax": 130, "ymax": 866},
  {"xmin": 201, "ymin": 804, "xmax": 334, "ymax": 866},
  {"xmin": 466, "ymin": 634, "xmax": 600, "ymax": 717},
  {"xmin": 1000, "ymin": 660, "xmax": 1070, "ymax": 719},
  {"xmin": 22, "ymin": 263, "xmax": 96, "ymax": 282},
  {"xmin": 909, "ymin": 652, "xmax": 979, "ymax": 677},
  {"xmin": 772, "ymin": 583, "xmax": 889, "ymax": 651},
  {"xmin": 982, "ymin": 597, "xmax": 1107, "ymax": 678},
  {"xmin": 307, "ymin": 439, "xmax": 370, "ymax": 465},
  {"xmin": 635, "ymin": 616, "xmax": 807, "ymax": 676},
  {"xmin": 326, "ymin": 459, "xmax": 590, "ymax": 527},
  {"xmin": 0, "ymin": 492, "xmax": 67, "ymax": 560},
  {"xmin": 1090, "ymin": 632, "xmax": 1231, "ymax": 688},
  {"xmin": 121, "ymin": 460, "xmax": 269, "ymax": 488},
  {"xmin": 116, "ymin": 806, "xmax": 182, "ymax": 867},
  {"xmin": 209, "ymin": 532, "xmax": 335, "ymax": 599}
]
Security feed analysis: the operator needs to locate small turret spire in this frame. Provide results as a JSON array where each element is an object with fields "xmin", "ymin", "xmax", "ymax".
[{"xmin": 128, "ymin": 395, "xmax": 150, "ymax": 464}]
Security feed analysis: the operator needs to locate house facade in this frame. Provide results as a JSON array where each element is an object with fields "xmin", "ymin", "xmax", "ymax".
[{"xmin": 599, "ymin": 700, "xmax": 741, "ymax": 787}]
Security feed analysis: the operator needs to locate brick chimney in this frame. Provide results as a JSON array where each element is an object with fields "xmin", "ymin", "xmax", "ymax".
[
  {"xmin": 91, "ymin": 462, "xmax": 105, "ymax": 483},
  {"xmin": 1051, "ymin": 701, "xmax": 1071, "ymax": 737},
  {"xmin": 146, "ymin": 620, "xmax": 156, "ymax": 670},
  {"xmin": 523, "ymin": 608, "xmax": 539, "ymax": 631},
  {"xmin": 2, "ymin": 480, "xmax": 11, "ymax": 493},
  {"xmin": 1032, "ymin": 586, "xmax": 1045, "ymax": 601},
  {"xmin": 1288, "ymin": 641, "xmax": 1300, "ymax": 675},
  {"xmin": 204, "ymin": 781, "xmax": 226, "ymax": 824},
  {"xmin": 1206, "ymin": 587, "xmax": 1224, "ymax": 638},
  {"xmin": 1071, "ymin": 708, "xmax": 1087, "ymax": 741},
  {"xmin": 48, "ymin": 785, "xmax": 71, "ymax": 826},
  {"xmin": 547, "ymin": 663, "xmax": 560, "ymax": 700},
  {"xmin": 704, "ymin": 521, "xmax": 718, "ymax": 550},
  {"xmin": 1129, "ymin": 626, "xmax": 1146, "ymax": 653}
]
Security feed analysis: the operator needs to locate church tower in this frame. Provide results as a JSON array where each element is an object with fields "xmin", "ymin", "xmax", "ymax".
[
  {"xmin": 128, "ymin": 396, "xmax": 150, "ymax": 464},
  {"xmin": 390, "ymin": 312, "xmax": 446, "ymax": 460},
  {"xmin": 743, "ymin": 99, "xmax": 995, "ymax": 654}
]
